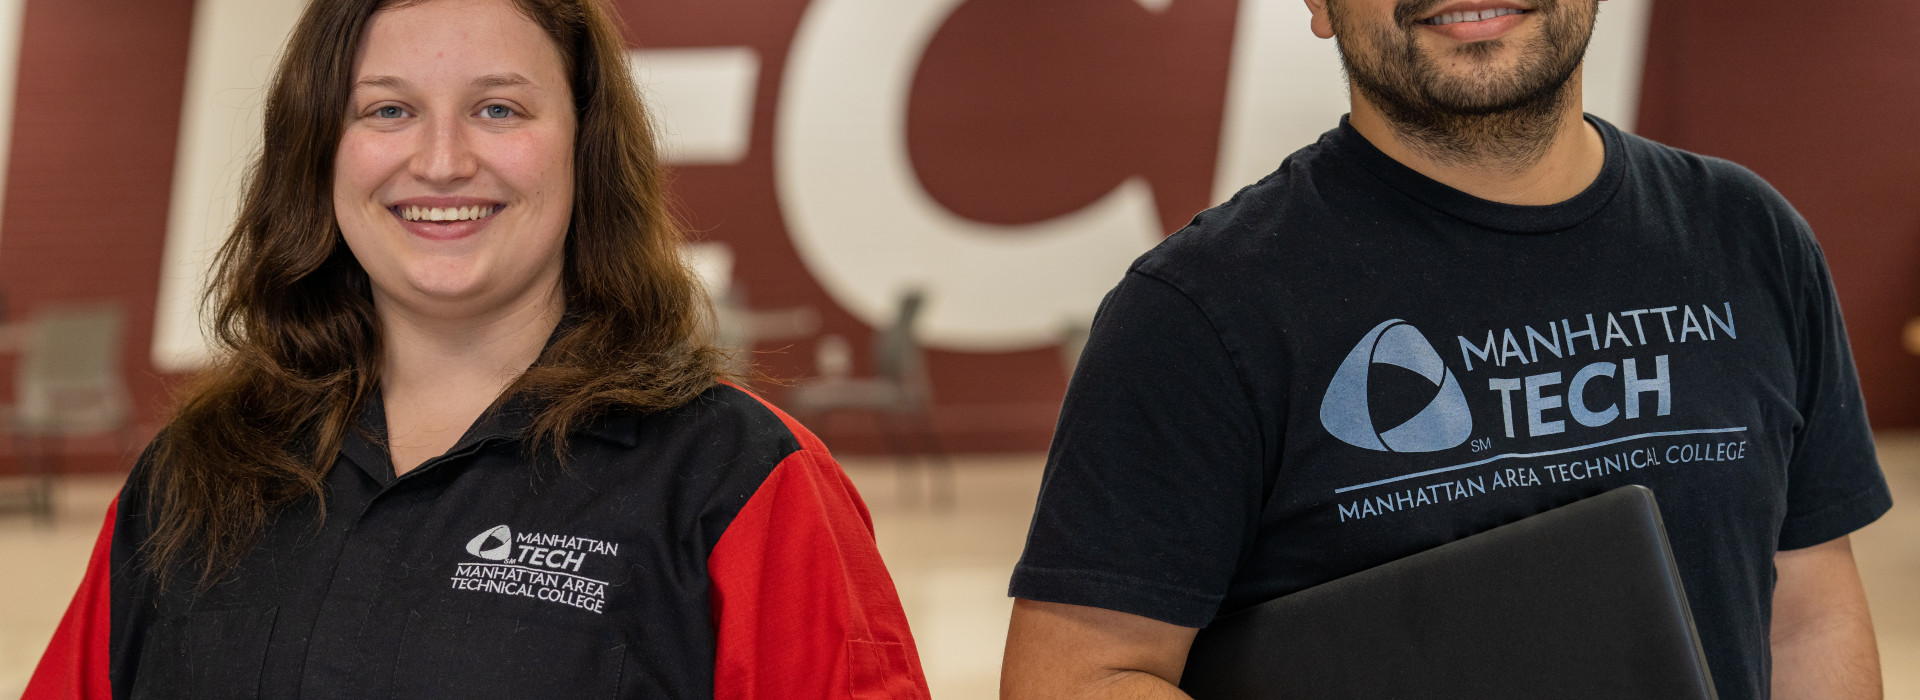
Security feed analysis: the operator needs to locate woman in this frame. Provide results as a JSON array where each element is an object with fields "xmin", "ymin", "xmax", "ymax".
[{"xmin": 26, "ymin": 0, "xmax": 929, "ymax": 697}]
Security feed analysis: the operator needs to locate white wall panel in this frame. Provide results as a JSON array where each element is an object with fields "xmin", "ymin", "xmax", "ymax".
[
  {"xmin": 153, "ymin": 0, "xmax": 305, "ymax": 371},
  {"xmin": 1212, "ymin": 0, "xmax": 1349, "ymax": 203},
  {"xmin": 630, "ymin": 47, "xmax": 760, "ymax": 166},
  {"xmin": 0, "ymin": 0, "xmax": 28, "ymax": 245},
  {"xmin": 1583, "ymin": 0, "xmax": 1654, "ymax": 131}
]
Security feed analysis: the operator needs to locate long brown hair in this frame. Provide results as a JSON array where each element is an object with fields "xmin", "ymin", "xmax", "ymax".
[{"xmin": 145, "ymin": 0, "xmax": 726, "ymax": 589}]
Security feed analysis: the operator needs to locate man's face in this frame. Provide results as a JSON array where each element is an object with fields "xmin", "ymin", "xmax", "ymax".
[{"xmin": 1326, "ymin": 0, "xmax": 1598, "ymax": 119}]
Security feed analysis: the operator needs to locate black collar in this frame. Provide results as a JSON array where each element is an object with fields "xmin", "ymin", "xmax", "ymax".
[
  {"xmin": 336, "ymin": 317, "xmax": 648, "ymax": 483},
  {"xmin": 338, "ymin": 387, "xmax": 643, "ymax": 486},
  {"xmin": 1327, "ymin": 112, "xmax": 1628, "ymax": 234}
]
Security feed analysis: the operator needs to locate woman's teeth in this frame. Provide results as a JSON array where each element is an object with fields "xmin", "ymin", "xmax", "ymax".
[
  {"xmin": 1422, "ymin": 7, "xmax": 1525, "ymax": 25},
  {"xmin": 398, "ymin": 205, "xmax": 497, "ymax": 222}
]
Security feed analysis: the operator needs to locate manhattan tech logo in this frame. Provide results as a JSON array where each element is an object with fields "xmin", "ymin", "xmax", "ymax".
[
  {"xmin": 465, "ymin": 524, "xmax": 514, "ymax": 561},
  {"xmin": 451, "ymin": 524, "xmax": 620, "ymax": 614},
  {"xmin": 1319, "ymin": 319, "xmax": 1472, "ymax": 452}
]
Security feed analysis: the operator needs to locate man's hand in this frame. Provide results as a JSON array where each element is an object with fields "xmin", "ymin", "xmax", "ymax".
[
  {"xmin": 1772, "ymin": 535, "xmax": 1882, "ymax": 699},
  {"xmin": 1001, "ymin": 599, "xmax": 1198, "ymax": 699}
]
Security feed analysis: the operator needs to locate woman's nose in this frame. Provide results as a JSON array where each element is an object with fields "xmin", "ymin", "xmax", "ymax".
[{"xmin": 410, "ymin": 114, "xmax": 479, "ymax": 184}]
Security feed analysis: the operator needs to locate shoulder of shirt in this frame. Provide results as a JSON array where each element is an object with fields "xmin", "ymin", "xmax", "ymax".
[
  {"xmin": 622, "ymin": 383, "xmax": 848, "ymax": 540},
  {"xmin": 565, "ymin": 384, "xmax": 822, "ymax": 535},
  {"xmin": 1613, "ymin": 126, "xmax": 1805, "ymax": 223},
  {"xmin": 683, "ymin": 382, "xmax": 812, "ymax": 455},
  {"xmin": 586, "ymin": 382, "xmax": 809, "ymax": 463},
  {"xmin": 1128, "ymin": 134, "xmax": 1343, "ymax": 295},
  {"xmin": 1608, "ymin": 125, "xmax": 1828, "ymax": 286}
]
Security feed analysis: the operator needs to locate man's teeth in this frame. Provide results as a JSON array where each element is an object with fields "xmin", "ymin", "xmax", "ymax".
[
  {"xmin": 399, "ymin": 205, "xmax": 496, "ymax": 222},
  {"xmin": 1423, "ymin": 7, "xmax": 1524, "ymax": 25}
]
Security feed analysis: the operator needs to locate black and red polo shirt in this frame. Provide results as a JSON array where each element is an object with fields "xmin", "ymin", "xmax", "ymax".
[{"xmin": 26, "ymin": 383, "xmax": 930, "ymax": 698}]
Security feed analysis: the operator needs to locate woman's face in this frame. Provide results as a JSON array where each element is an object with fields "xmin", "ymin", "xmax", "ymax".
[{"xmin": 335, "ymin": 0, "xmax": 576, "ymax": 321}]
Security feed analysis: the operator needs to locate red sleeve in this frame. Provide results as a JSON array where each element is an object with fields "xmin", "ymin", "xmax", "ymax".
[
  {"xmin": 24, "ymin": 498, "xmax": 118, "ymax": 700},
  {"xmin": 709, "ymin": 396, "xmax": 931, "ymax": 700}
]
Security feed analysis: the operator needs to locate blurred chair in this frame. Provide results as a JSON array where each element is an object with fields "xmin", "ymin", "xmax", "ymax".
[
  {"xmin": 787, "ymin": 289, "xmax": 953, "ymax": 507},
  {"xmin": 683, "ymin": 241, "xmax": 819, "ymax": 375},
  {"xmin": 1, "ymin": 303, "xmax": 133, "ymax": 521}
]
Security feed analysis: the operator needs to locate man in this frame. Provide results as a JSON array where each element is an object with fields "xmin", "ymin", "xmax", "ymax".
[{"xmin": 1001, "ymin": 0, "xmax": 1890, "ymax": 698}]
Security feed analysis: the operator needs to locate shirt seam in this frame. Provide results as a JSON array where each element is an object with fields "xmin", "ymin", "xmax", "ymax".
[
  {"xmin": 1011, "ymin": 564, "xmax": 1224, "ymax": 623},
  {"xmin": 1335, "ymin": 114, "xmax": 1628, "ymax": 234},
  {"xmin": 1127, "ymin": 265, "xmax": 1297, "ymax": 520},
  {"xmin": 1781, "ymin": 480, "xmax": 1889, "ymax": 530},
  {"xmin": 1123, "ymin": 269, "xmax": 1271, "ymax": 463}
]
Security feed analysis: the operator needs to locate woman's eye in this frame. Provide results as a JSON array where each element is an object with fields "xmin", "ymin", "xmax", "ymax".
[
  {"xmin": 373, "ymin": 106, "xmax": 405, "ymax": 119},
  {"xmin": 481, "ymin": 104, "xmax": 515, "ymax": 119}
]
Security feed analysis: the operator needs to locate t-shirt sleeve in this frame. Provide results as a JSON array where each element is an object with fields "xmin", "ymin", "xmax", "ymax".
[
  {"xmin": 1776, "ymin": 221, "xmax": 1892, "ymax": 551},
  {"xmin": 1010, "ymin": 271, "xmax": 1266, "ymax": 628},
  {"xmin": 23, "ymin": 498, "xmax": 118, "ymax": 700},
  {"xmin": 706, "ymin": 416, "xmax": 930, "ymax": 700}
]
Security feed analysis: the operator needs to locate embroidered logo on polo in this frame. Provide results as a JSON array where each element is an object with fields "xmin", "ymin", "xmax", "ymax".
[
  {"xmin": 464, "ymin": 524, "xmax": 514, "ymax": 560},
  {"xmin": 449, "ymin": 524, "xmax": 619, "ymax": 614},
  {"xmin": 1319, "ymin": 319, "xmax": 1472, "ymax": 453}
]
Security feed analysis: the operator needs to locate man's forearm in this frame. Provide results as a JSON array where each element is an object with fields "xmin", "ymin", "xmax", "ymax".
[
  {"xmin": 1771, "ymin": 536, "xmax": 1883, "ymax": 700},
  {"xmin": 1001, "ymin": 599, "xmax": 1199, "ymax": 700},
  {"xmin": 1770, "ymin": 605, "xmax": 1882, "ymax": 699},
  {"xmin": 1022, "ymin": 670, "xmax": 1192, "ymax": 700}
]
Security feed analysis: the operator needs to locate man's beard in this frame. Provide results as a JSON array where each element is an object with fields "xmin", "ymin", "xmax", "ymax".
[{"xmin": 1332, "ymin": 0, "xmax": 1596, "ymax": 170}]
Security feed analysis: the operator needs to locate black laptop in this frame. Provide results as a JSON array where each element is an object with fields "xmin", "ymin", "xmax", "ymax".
[{"xmin": 1179, "ymin": 485, "xmax": 1718, "ymax": 699}]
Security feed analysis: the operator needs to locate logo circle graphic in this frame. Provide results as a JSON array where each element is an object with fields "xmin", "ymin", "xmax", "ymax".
[
  {"xmin": 465, "ymin": 524, "xmax": 514, "ymax": 561},
  {"xmin": 1318, "ymin": 319, "xmax": 1473, "ymax": 452}
]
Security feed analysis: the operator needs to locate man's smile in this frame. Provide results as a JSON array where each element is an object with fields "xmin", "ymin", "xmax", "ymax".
[
  {"xmin": 1414, "ymin": 1, "xmax": 1533, "ymax": 42},
  {"xmin": 1420, "ymin": 7, "xmax": 1527, "ymax": 25}
]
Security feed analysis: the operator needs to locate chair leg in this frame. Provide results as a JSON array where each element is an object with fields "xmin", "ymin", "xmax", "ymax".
[
  {"xmin": 874, "ymin": 411, "xmax": 922, "ymax": 504},
  {"xmin": 907, "ymin": 409, "xmax": 954, "ymax": 510},
  {"xmin": 30, "ymin": 476, "xmax": 53, "ymax": 523},
  {"xmin": 26, "ymin": 433, "xmax": 55, "ymax": 524}
]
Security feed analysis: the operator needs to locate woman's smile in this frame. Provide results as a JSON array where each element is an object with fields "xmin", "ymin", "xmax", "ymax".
[{"xmin": 387, "ymin": 197, "xmax": 508, "ymax": 241}]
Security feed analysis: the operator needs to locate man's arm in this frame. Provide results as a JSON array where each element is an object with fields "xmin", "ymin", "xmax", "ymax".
[
  {"xmin": 1771, "ymin": 535, "xmax": 1881, "ymax": 700},
  {"xmin": 1002, "ymin": 599, "xmax": 1198, "ymax": 700}
]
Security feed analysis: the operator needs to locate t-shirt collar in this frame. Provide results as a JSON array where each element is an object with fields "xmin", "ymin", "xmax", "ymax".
[{"xmin": 1328, "ymin": 112, "xmax": 1628, "ymax": 234}]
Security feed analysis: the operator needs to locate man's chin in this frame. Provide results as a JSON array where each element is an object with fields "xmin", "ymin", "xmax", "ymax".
[
  {"xmin": 1411, "ymin": 58, "xmax": 1563, "ymax": 114},
  {"xmin": 1418, "ymin": 38, "xmax": 1528, "ymax": 73}
]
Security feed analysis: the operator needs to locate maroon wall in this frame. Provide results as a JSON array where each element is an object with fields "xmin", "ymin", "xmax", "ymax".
[
  {"xmin": 0, "ymin": 0, "xmax": 193, "ymax": 472},
  {"xmin": 1637, "ymin": 0, "xmax": 1920, "ymax": 427},
  {"xmin": 2, "ymin": 0, "xmax": 1916, "ymax": 476}
]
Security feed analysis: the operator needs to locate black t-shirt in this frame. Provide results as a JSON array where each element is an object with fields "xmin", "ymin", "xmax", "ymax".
[{"xmin": 1010, "ymin": 115, "xmax": 1891, "ymax": 700}]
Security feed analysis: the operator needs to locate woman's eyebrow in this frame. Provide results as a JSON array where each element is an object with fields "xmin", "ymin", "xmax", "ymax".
[
  {"xmin": 353, "ymin": 75, "xmax": 406, "ymax": 92},
  {"xmin": 349, "ymin": 74, "xmax": 534, "ymax": 92},
  {"xmin": 473, "ymin": 73, "xmax": 534, "ymax": 89}
]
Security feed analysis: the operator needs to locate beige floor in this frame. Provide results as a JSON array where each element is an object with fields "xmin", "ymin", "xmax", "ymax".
[
  {"xmin": 0, "ymin": 437, "xmax": 1912, "ymax": 698},
  {"xmin": 1858, "ymin": 432, "xmax": 1920, "ymax": 699}
]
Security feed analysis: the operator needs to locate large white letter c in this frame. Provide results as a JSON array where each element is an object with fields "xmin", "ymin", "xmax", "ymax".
[{"xmin": 776, "ymin": 0, "xmax": 1164, "ymax": 352}]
